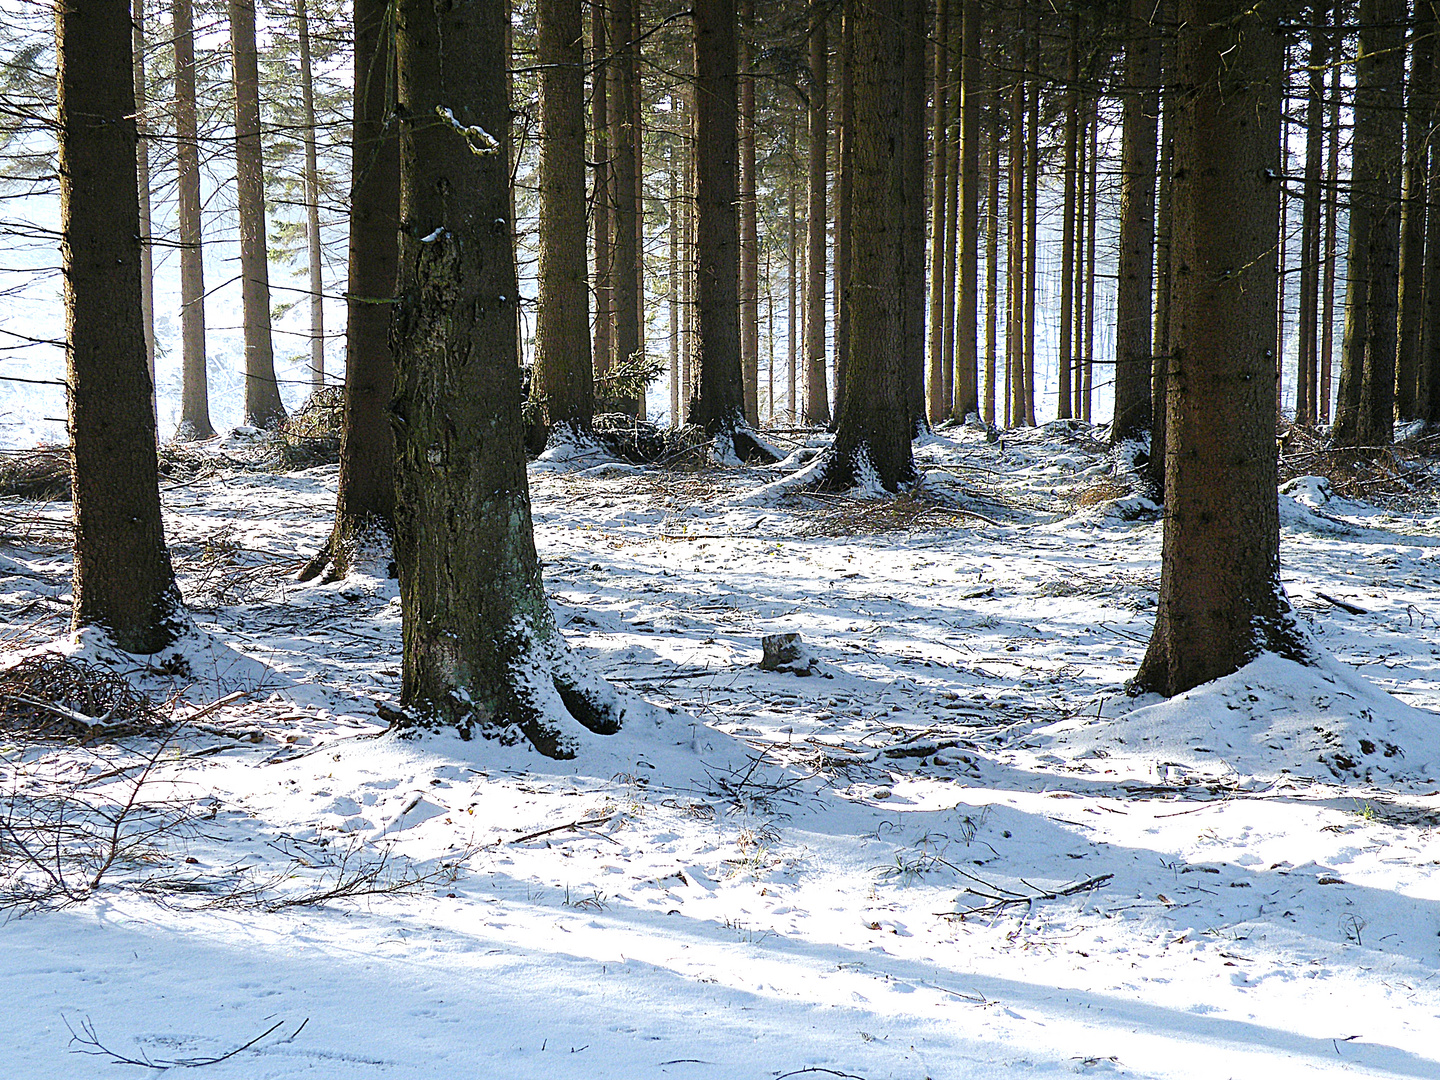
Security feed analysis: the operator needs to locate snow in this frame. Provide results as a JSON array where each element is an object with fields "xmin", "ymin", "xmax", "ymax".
[{"xmin": 2, "ymin": 422, "xmax": 1440, "ymax": 1078}]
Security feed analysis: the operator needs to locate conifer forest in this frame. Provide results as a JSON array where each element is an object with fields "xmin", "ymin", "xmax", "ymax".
[{"xmin": 3, "ymin": 0, "xmax": 1440, "ymax": 1074}]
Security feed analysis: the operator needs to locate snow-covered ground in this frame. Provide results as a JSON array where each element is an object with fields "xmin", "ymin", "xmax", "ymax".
[{"xmin": 2, "ymin": 422, "xmax": 1440, "ymax": 1079}]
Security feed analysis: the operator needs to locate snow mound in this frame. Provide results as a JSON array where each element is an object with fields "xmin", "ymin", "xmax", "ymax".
[{"xmin": 1041, "ymin": 651, "xmax": 1440, "ymax": 785}]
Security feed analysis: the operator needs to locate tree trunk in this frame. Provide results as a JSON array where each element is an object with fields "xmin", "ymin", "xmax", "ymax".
[
  {"xmin": 900, "ymin": 0, "xmax": 927, "ymax": 434},
  {"xmin": 173, "ymin": 0, "xmax": 214, "ymax": 440},
  {"xmin": 681, "ymin": 90, "xmax": 695, "ymax": 421},
  {"xmin": 608, "ymin": 0, "xmax": 640, "ymax": 408},
  {"xmin": 834, "ymin": 0, "xmax": 855, "ymax": 418},
  {"xmin": 230, "ymin": 0, "xmax": 285, "ymax": 427},
  {"xmin": 821, "ymin": 0, "xmax": 914, "ymax": 490},
  {"xmin": 984, "ymin": 82, "xmax": 999, "ymax": 427},
  {"xmin": 1083, "ymin": 99, "xmax": 1098, "ymax": 422},
  {"xmin": 927, "ymin": 0, "xmax": 951, "ymax": 425},
  {"xmin": 953, "ymin": 0, "xmax": 980, "ymax": 420},
  {"xmin": 391, "ymin": 0, "xmax": 619, "ymax": 755},
  {"xmin": 739, "ymin": 0, "xmax": 759, "ymax": 425},
  {"xmin": 1057, "ymin": 12, "xmax": 1078, "ymax": 422},
  {"xmin": 1006, "ymin": 31, "xmax": 1023, "ymax": 429},
  {"xmin": 669, "ymin": 145, "xmax": 681, "ymax": 426},
  {"xmin": 297, "ymin": 0, "xmax": 324, "ymax": 391},
  {"xmin": 1149, "ymin": 4, "xmax": 1174, "ymax": 493},
  {"xmin": 940, "ymin": 13, "xmax": 960, "ymax": 419},
  {"xmin": 1320, "ymin": 47, "xmax": 1341, "ymax": 423},
  {"xmin": 60, "ymin": 0, "xmax": 182, "ymax": 653},
  {"xmin": 133, "ymin": 0, "xmax": 155, "ymax": 411},
  {"xmin": 689, "ymin": 0, "xmax": 749, "ymax": 445},
  {"xmin": 804, "ymin": 6, "xmax": 830, "ymax": 425},
  {"xmin": 1334, "ymin": 0, "xmax": 1404, "ymax": 448},
  {"xmin": 1111, "ymin": 0, "xmax": 1160, "ymax": 445},
  {"xmin": 1022, "ymin": 17, "xmax": 1038, "ymax": 428},
  {"xmin": 303, "ymin": 0, "xmax": 400, "ymax": 583},
  {"xmin": 1397, "ymin": 2, "xmax": 1433, "ymax": 420},
  {"xmin": 1137, "ymin": 0, "xmax": 1301, "ymax": 696},
  {"xmin": 592, "ymin": 0, "xmax": 612, "ymax": 380},
  {"xmin": 1073, "ymin": 88, "xmax": 1088, "ymax": 421},
  {"xmin": 788, "ymin": 136, "xmax": 798, "ymax": 421},
  {"xmin": 1296, "ymin": 0, "xmax": 1328, "ymax": 425},
  {"xmin": 533, "ymin": 0, "xmax": 594, "ymax": 434},
  {"xmin": 1276, "ymin": 65, "xmax": 1289, "ymax": 414}
]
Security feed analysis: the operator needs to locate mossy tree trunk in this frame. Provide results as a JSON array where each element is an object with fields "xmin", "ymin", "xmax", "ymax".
[
  {"xmin": 60, "ymin": 0, "xmax": 182, "ymax": 653},
  {"xmin": 391, "ymin": 0, "xmax": 619, "ymax": 756}
]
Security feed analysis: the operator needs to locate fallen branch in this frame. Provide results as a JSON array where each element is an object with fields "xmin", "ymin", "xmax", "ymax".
[
  {"xmin": 938, "ymin": 871, "xmax": 1114, "ymax": 918},
  {"xmin": 1316, "ymin": 592, "xmax": 1369, "ymax": 615},
  {"xmin": 66, "ymin": 1014, "xmax": 296, "ymax": 1068},
  {"xmin": 510, "ymin": 815, "xmax": 615, "ymax": 845}
]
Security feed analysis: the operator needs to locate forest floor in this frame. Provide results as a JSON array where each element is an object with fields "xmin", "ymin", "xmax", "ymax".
[{"xmin": 1, "ymin": 420, "xmax": 1439, "ymax": 1079}]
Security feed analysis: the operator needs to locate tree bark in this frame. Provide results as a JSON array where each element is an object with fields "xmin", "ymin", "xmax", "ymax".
[
  {"xmin": 297, "ymin": 0, "xmax": 324, "ymax": 391},
  {"xmin": 303, "ymin": 0, "xmax": 400, "ymax": 583},
  {"xmin": 927, "ymin": 0, "xmax": 952, "ymax": 425},
  {"xmin": 1150, "ymin": 4, "xmax": 1174, "ymax": 493},
  {"xmin": 1137, "ymin": 0, "xmax": 1301, "ymax": 696},
  {"xmin": 984, "ymin": 80, "xmax": 999, "ymax": 427},
  {"xmin": 1396, "ymin": 2, "xmax": 1433, "ymax": 420},
  {"xmin": 173, "ymin": 0, "xmax": 214, "ymax": 440},
  {"xmin": 607, "ymin": 0, "xmax": 640, "ymax": 407},
  {"xmin": 1296, "ymin": 0, "xmax": 1329, "ymax": 425},
  {"xmin": 133, "ymin": 0, "xmax": 155, "ymax": 410},
  {"xmin": 788, "ymin": 132, "xmax": 798, "ymax": 421},
  {"xmin": 60, "ymin": 0, "xmax": 182, "ymax": 653},
  {"xmin": 1006, "ymin": 29, "xmax": 1023, "ymax": 429},
  {"xmin": 1320, "ymin": 46, "xmax": 1341, "ymax": 423},
  {"xmin": 1334, "ymin": 0, "xmax": 1404, "ymax": 448},
  {"xmin": 1073, "ymin": 88, "xmax": 1088, "ymax": 421},
  {"xmin": 591, "ymin": 0, "xmax": 612, "ymax": 380},
  {"xmin": 669, "ymin": 143, "xmax": 681, "ymax": 426},
  {"xmin": 821, "ymin": 0, "xmax": 914, "ymax": 490},
  {"xmin": 804, "ymin": 6, "xmax": 830, "ymax": 425},
  {"xmin": 953, "ymin": 0, "xmax": 980, "ymax": 420},
  {"xmin": 1111, "ymin": 0, "xmax": 1160, "ymax": 445},
  {"xmin": 1058, "ymin": 12, "xmax": 1078, "ymax": 422},
  {"xmin": 230, "ymin": 0, "xmax": 285, "ymax": 427},
  {"xmin": 739, "ymin": 0, "xmax": 760, "ymax": 425},
  {"xmin": 900, "ymin": 0, "xmax": 927, "ymax": 433},
  {"xmin": 533, "ymin": 0, "xmax": 594, "ymax": 434},
  {"xmin": 1022, "ymin": 15, "xmax": 1038, "ymax": 428},
  {"xmin": 391, "ymin": 0, "xmax": 619, "ymax": 755},
  {"xmin": 834, "ymin": 0, "xmax": 855, "ymax": 418},
  {"xmin": 1083, "ymin": 99, "xmax": 1098, "ymax": 423}
]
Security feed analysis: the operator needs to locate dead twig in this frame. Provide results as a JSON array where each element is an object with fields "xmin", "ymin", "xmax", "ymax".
[{"xmin": 65, "ymin": 1014, "xmax": 297, "ymax": 1068}]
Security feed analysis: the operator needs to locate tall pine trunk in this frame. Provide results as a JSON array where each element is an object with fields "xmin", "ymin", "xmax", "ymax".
[
  {"xmin": 533, "ymin": 0, "xmax": 594, "ymax": 433},
  {"xmin": 740, "ymin": 0, "xmax": 760, "ymax": 425},
  {"xmin": 1022, "ymin": 17, "xmax": 1038, "ymax": 428},
  {"xmin": 804, "ymin": 7, "xmax": 831, "ymax": 425},
  {"xmin": 173, "ymin": 0, "xmax": 214, "ymax": 440},
  {"xmin": 297, "ymin": 0, "xmax": 324, "ymax": 391},
  {"xmin": 984, "ymin": 82, "xmax": 999, "ymax": 426},
  {"xmin": 1138, "ymin": 0, "xmax": 1300, "ymax": 695},
  {"xmin": 1396, "ymin": 3, "xmax": 1433, "ymax": 420},
  {"xmin": 60, "ymin": 0, "xmax": 181, "ymax": 652},
  {"xmin": 230, "ymin": 0, "xmax": 285, "ymax": 427},
  {"xmin": 953, "ymin": 0, "xmax": 980, "ymax": 420},
  {"xmin": 608, "ymin": 0, "xmax": 640, "ymax": 405},
  {"xmin": 133, "ymin": 0, "xmax": 155, "ymax": 407},
  {"xmin": 592, "ymin": 0, "xmax": 612, "ymax": 380},
  {"xmin": 834, "ymin": 0, "xmax": 855, "ymax": 417},
  {"xmin": 1320, "ymin": 49, "xmax": 1342, "ymax": 422},
  {"xmin": 1058, "ymin": 13, "xmax": 1079, "ymax": 422},
  {"xmin": 1111, "ymin": 0, "xmax": 1160, "ymax": 445},
  {"xmin": 1296, "ymin": 0, "xmax": 1329, "ymax": 425},
  {"xmin": 927, "ymin": 0, "xmax": 951, "ymax": 425}
]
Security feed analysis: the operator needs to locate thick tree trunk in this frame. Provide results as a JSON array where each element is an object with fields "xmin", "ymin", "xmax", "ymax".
[
  {"xmin": 60, "ymin": 0, "xmax": 182, "ymax": 653},
  {"xmin": 1296, "ymin": 0, "xmax": 1328, "ymax": 426},
  {"xmin": 900, "ymin": 0, "xmax": 927, "ymax": 433},
  {"xmin": 391, "ymin": 0, "xmax": 619, "ymax": 755},
  {"xmin": 834, "ymin": 0, "xmax": 855, "ymax": 418},
  {"xmin": 133, "ymin": 0, "xmax": 155, "ymax": 408},
  {"xmin": 739, "ymin": 0, "xmax": 759, "ymax": 425},
  {"xmin": 533, "ymin": 0, "xmax": 594, "ymax": 433},
  {"xmin": 939, "ymin": 14, "xmax": 959, "ymax": 418},
  {"xmin": 173, "ymin": 0, "xmax": 214, "ymax": 440},
  {"xmin": 1111, "ymin": 0, "xmax": 1160, "ymax": 445},
  {"xmin": 822, "ymin": 0, "xmax": 913, "ymax": 490},
  {"xmin": 1397, "ymin": 3, "xmax": 1433, "ymax": 420},
  {"xmin": 297, "ymin": 0, "xmax": 324, "ymax": 391},
  {"xmin": 607, "ymin": 0, "xmax": 640, "ymax": 407},
  {"xmin": 689, "ymin": 0, "xmax": 748, "ymax": 443},
  {"xmin": 681, "ymin": 91, "xmax": 695, "ymax": 421},
  {"xmin": 953, "ymin": 0, "xmax": 980, "ymax": 421},
  {"xmin": 805, "ymin": 8, "xmax": 830, "ymax": 425},
  {"xmin": 1137, "ymin": 0, "xmax": 1301, "ymax": 696},
  {"xmin": 1334, "ymin": 0, "xmax": 1404, "ymax": 448},
  {"xmin": 303, "ymin": 0, "xmax": 400, "ymax": 583},
  {"xmin": 927, "ymin": 0, "xmax": 951, "ymax": 425},
  {"xmin": 230, "ymin": 0, "xmax": 285, "ymax": 427}
]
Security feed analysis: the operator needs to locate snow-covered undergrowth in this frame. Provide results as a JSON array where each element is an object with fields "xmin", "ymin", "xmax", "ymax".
[{"xmin": 2, "ymin": 422, "xmax": 1439, "ymax": 1079}]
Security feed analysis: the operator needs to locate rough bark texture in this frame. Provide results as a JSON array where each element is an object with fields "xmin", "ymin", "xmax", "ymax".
[
  {"xmin": 804, "ymin": 9, "xmax": 830, "ymax": 425},
  {"xmin": 230, "ymin": 0, "xmax": 285, "ymax": 427},
  {"xmin": 1057, "ymin": 13, "xmax": 1078, "ymax": 422},
  {"xmin": 133, "ymin": 0, "xmax": 155, "ymax": 401},
  {"xmin": 1150, "ymin": 8, "xmax": 1174, "ymax": 494},
  {"xmin": 1082, "ymin": 102, "xmax": 1098, "ymax": 422},
  {"xmin": 1137, "ymin": 0, "xmax": 1302, "ymax": 697},
  {"xmin": 591, "ymin": 0, "xmax": 612, "ymax": 380},
  {"xmin": 298, "ymin": 0, "xmax": 324, "ymax": 391},
  {"xmin": 1396, "ymin": 4, "xmax": 1433, "ymax": 420},
  {"xmin": 1022, "ymin": 21, "xmax": 1038, "ymax": 428},
  {"xmin": 173, "ymin": 0, "xmax": 214, "ymax": 441},
  {"xmin": 834, "ymin": 0, "xmax": 855, "ymax": 420},
  {"xmin": 1111, "ymin": 0, "xmax": 1160, "ymax": 445},
  {"xmin": 983, "ymin": 80, "xmax": 999, "ymax": 428},
  {"xmin": 60, "ymin": 0, "xmax": 182, "ymax": 653},
  {"xmin": 900, "ymin": 0, "xmax": 927, "ymax": 434},
  {"xmin": 1334, "ymin": 0, "xmax": 1404, "ymax": 448},
  {"xmin": 533, "ymin": 0, "xmax": 593, "ymax": 433},
  {"xmin": 1320, "ymin": 53, "xmax": 1341, "ymax": 422},
  {"xmin": 821, "ymin": 0, "xmax": 914, "ymax": 492},
  {"xmin": 688, "ymin": 0, "xmax": 746, "ymax": 440},
  {"xmin": 926, "ymin": 0, "xmax": 951, "ymax": 425},
  {"xmin": 391, "ymin": 0, "xmax": 618, "ymax": 755},
  {"xmin": 303, "ymin": 0, "xmax": 400, "ymax": 584}
]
